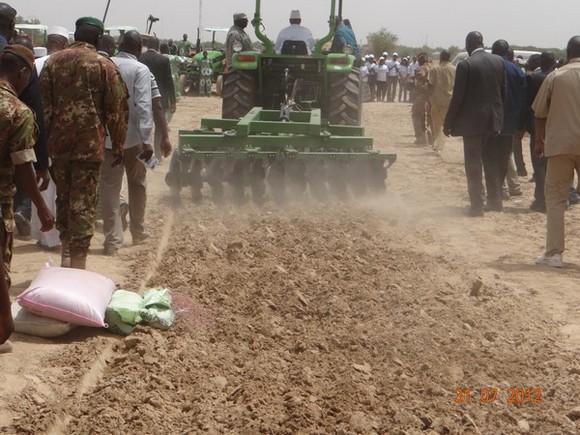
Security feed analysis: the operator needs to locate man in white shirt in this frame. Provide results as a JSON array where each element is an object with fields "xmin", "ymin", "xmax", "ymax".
[
  {"xmin": 386, "ymin": 52, "xmax": 400, "ymax": 102},
  {"xmin": 101, "ymin": 30, "xmax": 153, "ymax": 255},
  {"xmin": 274, "ymin": 10, "xmax": 315, "ymax": 55}
]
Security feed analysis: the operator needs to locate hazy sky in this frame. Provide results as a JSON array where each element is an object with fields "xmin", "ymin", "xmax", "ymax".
[{"xmin": 14, "ymin": 0, "xmax": 580, "ymax": 49}]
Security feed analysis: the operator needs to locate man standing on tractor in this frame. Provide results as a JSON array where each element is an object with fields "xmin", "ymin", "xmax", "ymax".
[
  {"xmin": 178, "ymin": 33, "xmax": 193, "ymax": 57},
  {"xmin": 274, "ymin": 10, "xmax": 314, "ymax": 55},
  {"xmin": 225, "ymin": 12, "xmax": 252, "ymax": 68}
]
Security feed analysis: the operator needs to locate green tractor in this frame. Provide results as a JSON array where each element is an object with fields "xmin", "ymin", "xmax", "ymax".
[
  {"xmin": 172, "ymin": 0, "xmax": 396, "ymax": 205},
  {"xmin": 222, "ymin": 0, "xmax": 361, "ymax": 125},
  {"xmin": 178, "ymin": 28, "xmax": 227, "ymax": 96}
]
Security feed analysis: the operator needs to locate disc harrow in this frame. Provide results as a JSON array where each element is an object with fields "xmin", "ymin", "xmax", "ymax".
[{"xmin": 172, "ymin": 107, "xmax": 396, "ymax": 204}]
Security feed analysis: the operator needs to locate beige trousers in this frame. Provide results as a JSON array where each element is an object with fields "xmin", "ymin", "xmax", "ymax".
[
  {"xmin": 430, "ymin": 103, "xmax": 449, "ymax": 151},
  {"xmin": 544, "ymin": 154, "xmax": 580, "ymax": 256}
]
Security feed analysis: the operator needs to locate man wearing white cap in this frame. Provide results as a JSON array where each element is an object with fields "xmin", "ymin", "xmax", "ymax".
[
  {"xmin": 35, "ymin": 26, "xmax": 69, "ymax": 74},
  {"xmin": 274, "ymin": 10, "xmax": 314, "ymax": 55},
  {"xmin": 225, "ymin": 12, "xmax": 252, "ymax": 67}
]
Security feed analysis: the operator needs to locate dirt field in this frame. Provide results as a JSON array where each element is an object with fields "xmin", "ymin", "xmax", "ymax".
[{"xmin": 2, "ymin": 95, "xmax": 580, "ymax": 434}]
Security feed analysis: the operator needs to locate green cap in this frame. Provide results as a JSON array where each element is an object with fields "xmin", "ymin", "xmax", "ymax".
[{"xmin": 75, "ymin": 16, "xmax": 105, "ymax": 33}]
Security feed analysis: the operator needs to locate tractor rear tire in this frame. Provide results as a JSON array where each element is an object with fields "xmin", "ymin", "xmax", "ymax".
[
  {"xmin": 222, "ymin": 70, "xmax": 256, "ymax": 119},
  {"xmin": 215, "ymin": 74, "xmax": 223, "ymax": 97},
  {"xmin": 328, "ymin": 69, "xmax": 362, "ymax": 126}
]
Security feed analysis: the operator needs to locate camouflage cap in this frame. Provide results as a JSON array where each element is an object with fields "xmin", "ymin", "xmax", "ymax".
[
  {"xmin": 233, "ymin": 12, "xmax": 248, "ymax": 20},
  {"xmin": 75, "ymin": 16, "xmax": 105, "ymax": 32},
  {"xmin": 2, "ymin": 44, "xmax": 34, "ymax": 70}
]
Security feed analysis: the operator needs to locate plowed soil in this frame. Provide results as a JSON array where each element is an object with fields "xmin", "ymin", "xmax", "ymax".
[{"xmin": 2, "ymin": 96, "xmax": 580, "ymax": 434}]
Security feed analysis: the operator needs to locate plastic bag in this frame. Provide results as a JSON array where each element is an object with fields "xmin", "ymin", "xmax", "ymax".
[
  {"xmin": 140, "ymin": 288, "xmax": 174, "ymax": 330},
  {"xmin": 107, "ymin": 290, "xmax": 144, "ymax": 325}
]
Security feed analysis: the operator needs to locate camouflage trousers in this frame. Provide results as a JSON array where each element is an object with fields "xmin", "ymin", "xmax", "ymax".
[
  {"xmin": 51, "ymin": 159, "xmax": 101, "ymax": 257},
  {"xmin": 0, "ymin": 203, "xmax": 14, "ymax": 287}
]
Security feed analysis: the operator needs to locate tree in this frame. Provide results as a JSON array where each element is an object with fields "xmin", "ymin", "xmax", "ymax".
[
  {"xmin": 15, "ymin": 16, "xmax": 41, "ymax": 25},
  {"xmin": 366, "ymin": 28, "xmax": 398, "ymax": 56}
]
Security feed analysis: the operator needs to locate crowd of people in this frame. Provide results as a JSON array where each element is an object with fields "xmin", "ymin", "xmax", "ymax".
[
  {"xmin": 360, "ymin": 32, "xmax": 580, "ymax": 271},
  {"xmin": 442, "ymin": 31, "xmax": 580, "ymax": 269}
]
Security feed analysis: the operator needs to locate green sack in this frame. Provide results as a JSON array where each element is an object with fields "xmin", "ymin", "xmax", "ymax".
[
  {"xmin": 140, "ymin": 288, "xmax": 174, "ymax": 330},
  {"xmin": 108, "ymin": 290, "xmax": 144, "ymax": 325}
]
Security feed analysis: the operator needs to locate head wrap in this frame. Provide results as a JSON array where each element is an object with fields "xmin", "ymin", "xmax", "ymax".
[
  {"xmin": 290, "ymin": 10, "xmax": 301, "ymax": 19},
  {"xmin": 233, "ymin": 13, "xmax": 248, "ymax": 20}
]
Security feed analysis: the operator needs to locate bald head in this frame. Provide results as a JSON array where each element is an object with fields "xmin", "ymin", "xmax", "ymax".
[
  {"xmin": 491, "ymin": 39, "xmax": 509, "ymax": 57},
  {"xmin": 466, "ymin": 31, "xmax": 484, "ymax": 55},
  {"xmin": 13, "ymin": 35, "xmax": 33, "ymax": 52},
  {"xmin": 566, "ymin": 36, "xmax": 580, "ymax": 61},
  {"xmin": 98, "ymin": 34, "xmax": 116, "ymax": 57},
  {"xmin": 120, "ymin": 30, "xmax": 142, "ymax": 56}
]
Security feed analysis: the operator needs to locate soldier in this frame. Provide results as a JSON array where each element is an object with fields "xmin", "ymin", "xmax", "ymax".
[
  {"xmin": 411, "ymin": 53, "xmax": 432, "ymax": 145},
  {"xmin": 0, "ymin": 45, "xmax": 54, "ymax": 286},
  {"xmin": 40, "ymin": 17, "xmax": 129, "ymax": 269},
  {"xmin": 225, "ymin": 12, "xmax": 252, "ymax": 68}
]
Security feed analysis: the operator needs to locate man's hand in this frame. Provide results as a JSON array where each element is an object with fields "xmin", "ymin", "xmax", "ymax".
[
  {"xmin": 161, "ymin": 137, "xmax": 172, "ymax": 158},
  {"xmin": 111, "ymin": 153, "xmax": 123, "ymax": 168},
  {"xmin": 535, "ymin": 138, "xmax": 545, "ymax": 158},
  {"xmin": 36, "ymin": 168, "xmax": 51, "ymax": 191},
  {"xmin": 443, "ymin": 127, "xmax": 452, "ymax": 137},
  {"xmin": 37, "ymin": 205, "xmax": 55, "ymax": 232},
  {"xmin": 170, "ymin": 102, "xmax": 176, "ymax": 113}
]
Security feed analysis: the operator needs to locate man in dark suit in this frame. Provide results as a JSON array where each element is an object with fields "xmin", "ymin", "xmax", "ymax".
[
  {"xmin": 444, "ymin": 31, "xmax": 507, "ymax": 216},
  {"xmin": 140, "ymin": 36, "xmax": 176, "ymax": 160}
]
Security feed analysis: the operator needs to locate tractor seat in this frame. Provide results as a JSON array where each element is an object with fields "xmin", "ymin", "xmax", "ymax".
[{"xmin": 281, "ymin": 40, "xmax": 308, "ymax": 55}]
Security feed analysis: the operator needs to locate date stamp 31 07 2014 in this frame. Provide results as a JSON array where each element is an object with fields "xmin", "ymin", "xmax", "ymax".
[{"xmin": 453, "ymin": 387, "xmax": 543, "ymax": 404}]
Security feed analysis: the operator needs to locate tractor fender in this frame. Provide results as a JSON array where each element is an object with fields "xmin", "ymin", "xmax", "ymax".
[
  {"xmin": 325, "ymin": 53, "xmax": 356, "ymax": 73},
  {"xmin": 231, "ymin": 51, "xmax": 260, "ymax": 70}
]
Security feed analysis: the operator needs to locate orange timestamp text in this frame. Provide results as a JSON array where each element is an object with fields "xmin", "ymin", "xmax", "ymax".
[{"xmin": 453, "ymin": 387, "xmax": 542, "ymax": 404}]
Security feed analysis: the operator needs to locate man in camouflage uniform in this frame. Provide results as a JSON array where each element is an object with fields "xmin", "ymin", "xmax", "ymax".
[
  {"xmin": 411, "ymin": 53, "xmax": 432, "ymax": 145},
  {"xmin": 0, "ymin": 45, "xmax": 54, "ymax": 285},
  {"xmin": 40, "ymin": 17, "xmax": 129, "ymax": 270},
  {"xmin": 225, "ymin": 12, "xmax": 253, "ymax": 68}
]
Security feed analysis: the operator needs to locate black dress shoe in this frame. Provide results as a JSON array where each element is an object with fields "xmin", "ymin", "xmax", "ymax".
[
  {"xmin": 468, "ymin": 208, "xmax": 484, "ymax": 217},
  {"xmin": 484, "ymin": 203, "xmax": 503, "ymax": 212}
]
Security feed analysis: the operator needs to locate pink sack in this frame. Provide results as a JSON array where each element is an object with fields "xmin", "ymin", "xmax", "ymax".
[{"xmin": 16, "ymin": 266, "xmax": 116, "ymax": 328}]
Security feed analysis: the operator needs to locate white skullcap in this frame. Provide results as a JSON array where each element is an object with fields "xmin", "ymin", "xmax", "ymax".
[
  {"xmin": 47, "ymin": 26, "xmax": 69, "ymax": 39},
  {"xmin": 290, "ymin": 10, "xmax": 301, "ymax": 19},
  {"xmin": 382, "ymin": 52, "xmax": 388, "ymax": 56},
  {"xmin": 393, "ymin": 52, "xmax": 399, "ymax": 56}
]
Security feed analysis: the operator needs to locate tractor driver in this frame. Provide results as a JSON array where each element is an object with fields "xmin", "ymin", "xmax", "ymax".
[
  {"xmin": 225, "ymin": 12, "xmax": 253, "ymax": 68},
  {"xmin": 274, "ymin": 10, "xmax": 315, "ymax": 55}
]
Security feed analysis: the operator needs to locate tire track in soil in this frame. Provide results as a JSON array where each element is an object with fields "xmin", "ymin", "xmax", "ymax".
[{"xmin": 45, "ymin": 209, "xmax": 175, "ymax": 435}]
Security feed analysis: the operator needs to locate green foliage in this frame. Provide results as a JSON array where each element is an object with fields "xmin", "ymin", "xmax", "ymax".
[
  {"xmin": 15, "ymin": 16, "xmax": 41, "ymax": 25},
  {"xmin": 366, "ymin": 28, "xmax": 398, "ymax": 56}
]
